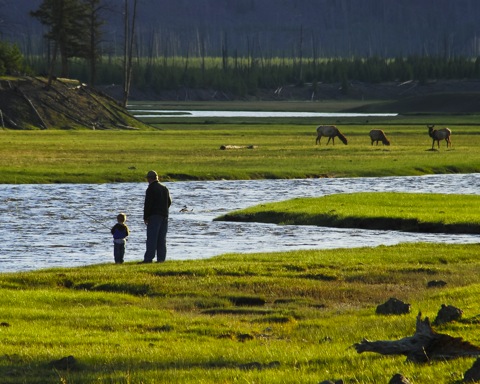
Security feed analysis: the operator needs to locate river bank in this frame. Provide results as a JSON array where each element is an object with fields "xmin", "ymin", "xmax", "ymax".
[{"xmin": 102, "ymin": 79, "xmax": 480, "ymax": 114}]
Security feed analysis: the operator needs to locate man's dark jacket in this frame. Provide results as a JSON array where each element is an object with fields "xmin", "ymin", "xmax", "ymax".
[{"xmin": 143, "ymin": 180, "xmax": 172, "ymax": 221}]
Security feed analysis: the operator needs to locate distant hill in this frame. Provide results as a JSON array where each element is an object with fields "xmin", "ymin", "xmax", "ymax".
[{"xmin": 3, "ymin": 0, "xmax": 480, "ymax": 58}]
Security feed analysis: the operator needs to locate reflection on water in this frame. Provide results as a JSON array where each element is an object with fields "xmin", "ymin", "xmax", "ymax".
[{"xmin": 0, "ymin": 174, "xmax": 479, "ymax": 272}]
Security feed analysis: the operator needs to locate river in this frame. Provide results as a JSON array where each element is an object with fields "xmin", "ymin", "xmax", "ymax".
[
  {"xmin": 0, "ymin": 173, "xmax": 478, "ymax": 273},
  {"xmin": 129, "ymin": 110, "xmax": 397, "ymax": 118}
]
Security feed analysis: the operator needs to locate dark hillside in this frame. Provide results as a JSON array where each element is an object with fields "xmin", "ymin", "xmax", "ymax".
[{"xmin": 0, "ymin": 77, "xmax": 149, "ymax": 130}]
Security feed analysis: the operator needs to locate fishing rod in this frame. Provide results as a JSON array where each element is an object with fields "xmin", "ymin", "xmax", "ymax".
[{"xmin": 70, "ymin": 205, "xmax": 112, "ymax": 230}]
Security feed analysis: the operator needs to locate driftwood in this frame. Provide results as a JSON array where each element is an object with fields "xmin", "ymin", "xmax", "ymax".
[
  {"xmin": 353, "ymin": 312, "xmax": 480, "ymax": 362},
  {"xmin": 465, "ymin": 357, "xmax": 480, "ymax": 382},
  {"xmin": 220, "ymin": 145, "xmax": 258, "ymax": 150}
]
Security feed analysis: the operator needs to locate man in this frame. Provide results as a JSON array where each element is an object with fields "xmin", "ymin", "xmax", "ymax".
[{"xmin": 142, "ymin": 170, "xmax": 172, "ymax": 263}]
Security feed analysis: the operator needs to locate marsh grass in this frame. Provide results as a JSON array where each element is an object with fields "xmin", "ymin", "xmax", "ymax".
[
  {"xmin": 216, "ymin": 192, "xmax": 480, "ymax": 233},
  {"xmin": 1, "ymin": 122, "xmax": 480, "ymax": 183},
  {"xmin": 0, "ymin": 243, "xmax": 479, "ymax": 383}
]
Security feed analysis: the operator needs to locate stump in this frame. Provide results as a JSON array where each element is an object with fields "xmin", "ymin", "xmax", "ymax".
[{"xmin": 353, "ymin": 312, "xmax": 480, "ymax": 362}]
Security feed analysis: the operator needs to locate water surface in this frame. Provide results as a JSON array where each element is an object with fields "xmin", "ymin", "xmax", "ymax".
[
  {"xmin": 1, "ymin": 174, "xmax": 478, "ymax": 272},
  {"xmin": 130, "ymin": 110, "xmax": 397, "ymax": 118}
]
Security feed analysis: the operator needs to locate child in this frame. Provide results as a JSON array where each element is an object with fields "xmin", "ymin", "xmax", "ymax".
[{"xmin": 110, "ymin": 213, "xmax": 130, "ymax": 264}]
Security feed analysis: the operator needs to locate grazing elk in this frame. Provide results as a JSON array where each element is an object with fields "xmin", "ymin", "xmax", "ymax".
[
  {"xmin": 428, "ymin": 125, "xmax": 452, "ymax": 149},
  {"xmin": 315, "ymin": 125, "xmax": 348, "ymax": 145},
  {"xmin": 369, "ymin": 129, "xmax": 390, "ymax": 146}
]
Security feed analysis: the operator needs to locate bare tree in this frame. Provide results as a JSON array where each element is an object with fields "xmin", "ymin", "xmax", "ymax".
[
  {"xmin": 84, "ymin": 0, "xmax": 109, "ymax": 86},
  {"xmin": 122, "ymin": 0, "xmax": 138, "ymax": 107}
]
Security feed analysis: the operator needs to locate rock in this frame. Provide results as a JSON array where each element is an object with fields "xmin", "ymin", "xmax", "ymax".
[
  {"xmin": 433, "ymin": 304, "xmax": 463, "ymax": 325},
  {"xmin": 464, "ymin": 357, "xmax": 480, "ymax": 382},
  {"xmin": 376, "ymin": 298, "xmax": 411, "ymax": 315},
  {"xmin": 389, "ymin": 373, "xmax": 411, "ymax": 384}
]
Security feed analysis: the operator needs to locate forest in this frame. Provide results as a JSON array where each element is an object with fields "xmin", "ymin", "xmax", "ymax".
[{"xmin": 1, "ymin": 0, "xmax": 480, "ymax": 99}]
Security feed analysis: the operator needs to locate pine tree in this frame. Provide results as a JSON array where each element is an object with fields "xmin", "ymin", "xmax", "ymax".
[{"xmin": 31, "ymin": 0, "xmax": 89, "ymax": 85}]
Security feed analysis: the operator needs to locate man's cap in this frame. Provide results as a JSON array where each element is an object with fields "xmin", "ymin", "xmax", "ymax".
[{"xmin": 146, "ymin": 170, "xmax": 158, "ymax": 179}]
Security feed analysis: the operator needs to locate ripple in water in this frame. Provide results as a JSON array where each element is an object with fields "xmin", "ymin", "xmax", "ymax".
[{"xmin": 0, "ymin": 173, "xmax": 479, "ymax": 272}]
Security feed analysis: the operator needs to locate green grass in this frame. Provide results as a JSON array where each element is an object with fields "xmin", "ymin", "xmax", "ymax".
[
  {"xmin": 0, "ymin": 243, "xmax": 479, "ymax": 383},
  {"xmin": 1, "ymin": 122, "xmax": 480, "ymax": 183},
  {"xmin": 215, "ymin": 192, "xmax": 480, "ymax": 233},
  {"xmin": 2, "ymin": 103, "xmax": 480, "ymax": 382}
]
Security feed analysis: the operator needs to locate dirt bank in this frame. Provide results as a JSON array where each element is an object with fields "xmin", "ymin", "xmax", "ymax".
[{"xmin": 0, "ymin": 77, "xmax": 149, "ymax": 130}]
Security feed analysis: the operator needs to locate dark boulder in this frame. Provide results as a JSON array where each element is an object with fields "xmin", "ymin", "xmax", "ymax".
[
  {"xmin": 389, "ymin": 373, "xmax": 411, "ymax": 384},
  {"xmin": 433, "ymin": 304, "xmax": 463, "ymax": 325},
  {"xmin": 376, "ymin": 298, "xmax": 411, "ymax": 315}
]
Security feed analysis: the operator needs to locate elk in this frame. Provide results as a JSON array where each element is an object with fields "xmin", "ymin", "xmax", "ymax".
[
  {"xmin": 428, "ymin": 125, "xmax": 452, "ymax": 149},
  {"xmin": 369, "ymin": 129, "xmax": 390, "ymax": 146},
  {"xmin": 315, "ymin": 125, "xmax": 348, "ymax": 145}
]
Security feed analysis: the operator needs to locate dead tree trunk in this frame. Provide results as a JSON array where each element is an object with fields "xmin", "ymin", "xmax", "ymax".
[{"xmin": 353, "ymin": 312, "xmax": 480, "ymax": 362}]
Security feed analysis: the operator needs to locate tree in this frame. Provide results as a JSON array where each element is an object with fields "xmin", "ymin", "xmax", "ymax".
[
  {"xmin": 0, "ymin": 41, "xmax": 24, "ymax": 75},
  {"xmin": 84, "ymin": 0, "xmax": 107, "ymax": 86},
  {"xmin": 122, "ymin": 0, "xmax": 138, "ymax": 107},
  {"xmin": 31, "ymin": 0, "xmax": 89, "ymax": 86}
]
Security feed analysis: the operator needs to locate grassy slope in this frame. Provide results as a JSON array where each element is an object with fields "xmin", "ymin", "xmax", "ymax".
[
  {"xmin": 0, "ymin": 243, "xmax": 479, "ymax": 383},
  {"xmin": 215, "ymin": 192, "xmax": 480, "ymax": 233}
]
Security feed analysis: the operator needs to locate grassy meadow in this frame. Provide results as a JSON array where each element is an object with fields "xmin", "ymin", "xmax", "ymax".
[
  {"xmin": 0, "ymin": 243, "xmax": 479, "ymax": 383},
  {"xmin": 1, "ymin": 107, "xmax": 480, "ymax": 183},
  {"xmin": 1, "ymin": 101, "xmax": 480, "ymax": 383}
]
